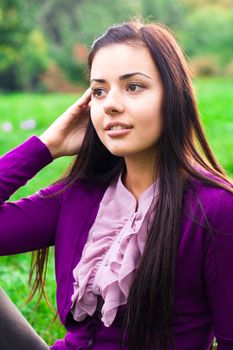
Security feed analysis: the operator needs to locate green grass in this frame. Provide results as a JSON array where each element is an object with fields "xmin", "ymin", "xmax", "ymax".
[
  {"xmin": 0, "ymin": 78, "xmax": 232, "ymax": 346},
  {"xmin": 194, "ymin": 77, "xmax": 233, "ymax": 175}
]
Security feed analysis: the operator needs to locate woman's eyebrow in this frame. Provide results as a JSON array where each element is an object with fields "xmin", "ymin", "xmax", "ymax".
[
  {"xmin": 90, "ymin": 72, "xmax": 152, "ymax": 84},
  {"xmin": 119, "ymin": 72, "xmax": 152, "ymax": 80},
  {"xmin": 90, "ymin": 78, "xmax": 105, "ymax": 84}
]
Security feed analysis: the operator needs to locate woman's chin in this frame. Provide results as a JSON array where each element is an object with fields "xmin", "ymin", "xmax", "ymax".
[{"xmin": 109, "ymin": 150, "xmax": 126, "ymax": 157}]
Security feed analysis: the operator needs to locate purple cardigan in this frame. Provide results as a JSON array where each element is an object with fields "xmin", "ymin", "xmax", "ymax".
[{"xmin": 0, "ymin": 136, "xmax": 233, "ymax": 350}]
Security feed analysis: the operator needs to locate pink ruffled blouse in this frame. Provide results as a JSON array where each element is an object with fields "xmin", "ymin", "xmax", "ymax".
[{"xmin": 71, "ymin": 175, "xmax": 159, "ymax": 327}]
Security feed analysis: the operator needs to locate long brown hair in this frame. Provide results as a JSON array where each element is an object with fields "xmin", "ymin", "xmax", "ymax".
[{"xmin": 30, "ymin": 20, "xmax": 232, "ymax": 349}]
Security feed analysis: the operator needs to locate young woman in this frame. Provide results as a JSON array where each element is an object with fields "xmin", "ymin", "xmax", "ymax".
[{"xmin": 0, "ymin": 20, "xmax": 233, "ymax": 350}]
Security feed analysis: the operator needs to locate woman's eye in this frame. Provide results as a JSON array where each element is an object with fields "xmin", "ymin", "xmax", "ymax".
[
  {"xmin": 91, "ymin": 88, "xmax": 106, "ymax": 98},
  {"xmin": 127, "ymin": 83, "xmax": 143, "ymax": 92}
]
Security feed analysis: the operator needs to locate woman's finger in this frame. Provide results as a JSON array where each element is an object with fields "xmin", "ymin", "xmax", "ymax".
[{"xmin": 74, "ymin": 88, "xmax": 92, "ymax": 108}]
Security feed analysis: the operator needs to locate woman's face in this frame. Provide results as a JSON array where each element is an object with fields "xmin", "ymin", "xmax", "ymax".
[{"xmin": 90, "ymin": 43, "xmax": 163, "ymax": 163}]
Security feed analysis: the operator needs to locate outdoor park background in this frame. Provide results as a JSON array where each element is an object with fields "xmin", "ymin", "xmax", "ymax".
[{"xmin": 0, "ymin": 0, "xmax": 233, "ymax": 346}]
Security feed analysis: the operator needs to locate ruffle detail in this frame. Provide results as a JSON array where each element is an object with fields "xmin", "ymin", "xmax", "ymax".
[{"xmin": 71, "ymin": 176, "xmax": 159, "ymax": 327}]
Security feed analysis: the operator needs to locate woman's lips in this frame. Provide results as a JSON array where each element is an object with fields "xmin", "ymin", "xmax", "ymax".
[
  {"xmin": 106, "ymin": 128, "xmax": 132, "ymax": 137},
  {"xmin": 105, "ymin": 122, "xmax": 132, "ymax": 137}
]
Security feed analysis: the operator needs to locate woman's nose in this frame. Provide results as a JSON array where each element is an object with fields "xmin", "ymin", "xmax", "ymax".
[{"xmin": 103, "ymin": 90, "xmax": 124, "ymax": 116}]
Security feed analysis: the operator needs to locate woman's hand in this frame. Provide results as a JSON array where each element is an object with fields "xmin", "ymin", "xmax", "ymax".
[{"xmin": 39, "ymin": 88, "xmax": 92, "ymax": 159}]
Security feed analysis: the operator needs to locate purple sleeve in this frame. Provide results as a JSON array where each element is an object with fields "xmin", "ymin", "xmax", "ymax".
[
  {"xmin": 204, "ymin": 189, "xmax": 233, "ymax": 349},
  {"xmin": 0, "ymin": 136, "xmax": 63, "ymax": 254}
]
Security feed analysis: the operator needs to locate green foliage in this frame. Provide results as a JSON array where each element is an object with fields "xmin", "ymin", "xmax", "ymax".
[
  {"xmin": 1, "ymin": 0, "xmax": 233, "ymax": 89},
  {"xmin": 0, "ymin": 1, "xmax": 49, "ymax": 90},
  {"xmin": 73, "ymin": 0, "xmax": 138, "ymax": 44},
  {"xmin": 182, "ymin": 4, "xmax": 233, "ymax": 64},
  {"xmin": 141, "ymin": 0, "xmax": 187, "ymax": 29},
  {"xmin": 37, "ymin": 0, "xmax": 138, "ymax": 83},
  {"xmin": 52, "ymin": 48, "xmax": 87, "ymax": 83}
]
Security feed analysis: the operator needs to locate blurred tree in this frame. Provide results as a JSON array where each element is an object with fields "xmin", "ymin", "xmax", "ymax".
[
  {"xmin": 184, "ymin": 0, "xmax": 232, "ymax": 7},
  {"xmin": 34, "ymin": 0, "xmax": 86, "ymax": 83},
  {"xmin": 140, "ymin": 0, "xmax": 188, "ymax": 29},
  {"xmin": 182, "ymin": 4, "xmax": 233, "ymax": 65},
  {"xmin": 36, "ymin": 0, "xmax": 84, "ymax": 46},
  {"xmin": 36, "ymin": 0, "xmax": 138, "ymax": 82},
  {"xmin": 1, "ymin": 0, "xmax": 233, "ymax": 91},
  {"xmin": 0, "ymin": 0, "xmax": 49, "ymax": 91},
  {"xmin": 74, "ymin": 0, "xmax": 139, "ymax": 44}
]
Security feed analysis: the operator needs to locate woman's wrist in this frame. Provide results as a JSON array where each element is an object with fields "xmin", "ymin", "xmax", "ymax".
[{"xmin": 39, "ymin": 136, "xmax": 59, "ymax": 159}]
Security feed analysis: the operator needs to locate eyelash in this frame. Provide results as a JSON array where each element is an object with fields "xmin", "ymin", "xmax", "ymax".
[
  {"xmin": 127, "ymin": 83, "xmax": 144, "ymax": 92},
  {"xmin": 91, "ymin": 88, "xmax": 105, "ymax": 98},
  {"xmin": 91, "ymin": 83, "xmax": 144, "ymax": 98}
]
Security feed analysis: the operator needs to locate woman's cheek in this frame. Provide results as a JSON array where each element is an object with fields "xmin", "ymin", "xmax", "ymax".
[{"xmin": 90, "ymin": 106, "xmax": 102, "ymax": 131}]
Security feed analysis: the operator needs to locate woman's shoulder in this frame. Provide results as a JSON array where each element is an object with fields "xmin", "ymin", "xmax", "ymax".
[
  {"xmin": 186, "ymin": 166, "xmax": 232, "ymax": 196},
  {"xmin": 184, "ymin": 169, "xmax": 233, "ymax": 227}
]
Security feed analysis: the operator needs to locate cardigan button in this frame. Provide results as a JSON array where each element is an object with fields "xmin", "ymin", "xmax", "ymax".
[{"xmin": 95, "ymin": 285, "xmax": 101, "ymax": 293}]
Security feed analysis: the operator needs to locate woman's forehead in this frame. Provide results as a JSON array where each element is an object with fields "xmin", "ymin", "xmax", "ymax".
[{"xmin": 90, "ymin": 44, "xmax": 159, "ymax": 81}]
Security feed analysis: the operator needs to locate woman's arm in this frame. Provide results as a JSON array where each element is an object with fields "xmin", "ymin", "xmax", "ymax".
[
  {"xmin": 204, "ymin": 189, "xmax": 233, "ymax": 349},
  {"xmin": 0, "ymin": 136, "xmax": 62, "ymax": 254},
  {"xmin": 0, "ymin": 89, "xmax": 92, "ymax": 255}
]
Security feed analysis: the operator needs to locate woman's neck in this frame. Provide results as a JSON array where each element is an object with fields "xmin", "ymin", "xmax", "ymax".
[{"xmin": 123, "ymin": 153, "xmax": 158, "ymax": 201}]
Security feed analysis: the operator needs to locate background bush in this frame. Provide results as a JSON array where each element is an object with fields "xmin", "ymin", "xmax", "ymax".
[
  {"xmin": 1, "ymin": 0, "xmax": 233, "ymax": 92},
  {"xmin": 0, "ymin": 1, "xmax": 49, "ymax": 91}
]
